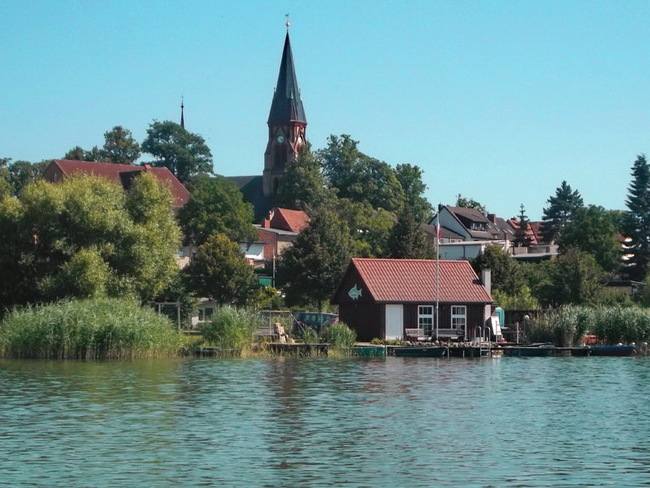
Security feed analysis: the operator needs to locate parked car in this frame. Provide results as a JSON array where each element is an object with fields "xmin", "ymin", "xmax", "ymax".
[{"xmin": 292, "ymin": 312, "xmax": 339, "ymax": 333}]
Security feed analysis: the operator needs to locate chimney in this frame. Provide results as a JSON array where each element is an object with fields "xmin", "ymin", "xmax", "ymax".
[
  {"xmin": 481, "ymin": 269, "xmax": 492, "ymax": 295},
  {"xmin": 487, "ymin": 213, "xmax": 497, "ymax": 224}
]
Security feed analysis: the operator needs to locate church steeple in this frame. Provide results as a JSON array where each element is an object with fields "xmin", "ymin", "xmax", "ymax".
[
  {"xmin": 267, "ymin": 32, "xmax": 307, "ymax": 125},
  {"xmin": 180, "ymin": 97, "xmax": 185, "ymax": 129},
  {"xmin": 263, "ymin": 26, "xmax": 307, "ymax": 198}
]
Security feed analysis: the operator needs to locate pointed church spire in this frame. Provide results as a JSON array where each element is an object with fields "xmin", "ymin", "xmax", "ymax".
[
  {"xmin": 180, "ymin": 97, "xmax": 185, "ymax": 129},
  {"xmin": 267, "ymin": 30, "xmax": 307, "ymax": 125}
]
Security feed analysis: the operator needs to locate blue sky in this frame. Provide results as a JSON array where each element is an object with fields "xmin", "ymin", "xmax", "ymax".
[{"xmin": 2, "ymin": 1, "xmax": 649, "ymax": 220}]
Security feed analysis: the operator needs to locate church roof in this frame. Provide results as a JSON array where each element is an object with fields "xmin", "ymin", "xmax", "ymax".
[{"xmin": 268, "ymin": 32, "xmax": 307, "ymax": 125}]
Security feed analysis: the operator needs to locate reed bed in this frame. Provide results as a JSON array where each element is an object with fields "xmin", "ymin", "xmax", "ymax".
[
  {"xmin": 529, "ymin": 305, "xmax": 650, "ymax": 345},
  {"xmin": 200, "ymin": 307, "xmax": 259, "ymax": 353},
  {"xmin": 0, "ymin": 298, "xmax": 183, "ymax": 359},
  {"xmin": 321, "ymin": 322, "xmax": 356, "ymax": 352}
]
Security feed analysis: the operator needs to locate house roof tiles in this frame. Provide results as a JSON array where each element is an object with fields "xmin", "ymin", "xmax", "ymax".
[
  {"xmin": 48, "ymin": 160, "xmax": 190, "ymax": 207},
  {"xmin": 344, "ymin": 258, "xmax": 492, "ymax": 304}
]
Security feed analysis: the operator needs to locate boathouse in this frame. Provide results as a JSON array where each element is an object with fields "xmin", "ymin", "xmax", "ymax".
[{"xmin": 332, "ymin": 258, "xmax": 494, "ymax": 342}]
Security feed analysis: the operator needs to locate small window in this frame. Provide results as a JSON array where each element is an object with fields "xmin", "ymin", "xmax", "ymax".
[
  {"xmin": 418, "ymin": 305, "xmax": 434, "ymax": 334},
  {"xmin": 451, "ymin": 305, "xmax": 466, "ymax": 333}
]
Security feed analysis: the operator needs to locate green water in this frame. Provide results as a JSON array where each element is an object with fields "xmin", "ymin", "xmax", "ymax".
[{"xmin": 1, "ymin": 356, "xmax": 650, "ymax": 487}]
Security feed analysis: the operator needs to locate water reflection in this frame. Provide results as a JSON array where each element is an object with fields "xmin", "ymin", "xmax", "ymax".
[{"xmin": 2, "ymin": 357, "xmax": 650, "ymax": 487}]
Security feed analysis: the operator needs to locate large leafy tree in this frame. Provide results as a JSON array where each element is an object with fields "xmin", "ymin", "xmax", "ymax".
[
  {"xmin": 8, "ymin": 160, "xmax": 47, "ymax": 196},
  {"xmin": 541, "ymin": 181, "xmax": 583, "ymax": 243},
  {"xmin": 455, "ymin": 194, "xmax": 487, "ymax": 216},
  {"xmin": 277, "ymin": 209, "xmax": 352, "ymax": 311},
  {"xmin": 471, "ymin": 244, "xmax": 525, "ymax": 296},
  {"xmin": 557, "ymin": 205, "xmax": 620, "ymax": 272},
  {"xmin": 63, "ymin": 145, "xmax": 103, "ymax": 161},
  {"xmin": 102, "ymin": 126, "xmax": 141, "ymax": 165},
  {"xmin": 141, "ymin": 121, "xmax": 213, "ymax": 183},
  {"xmin": 0, "ymin": 174, "xmax": 181, "ymax": 307},
  {"xmin": 184, "ymin": 233, "xmax": 257, "ymax": 306},
  {"xmin": 275, "ymin": 142, "xmax": 331, "ymax": 211},
  {"xmin": 623, "ymin": 154, "xmax": 650, "ymax": 281},
  {"xmin": 0, "ymin": 158, "xmax": 12, "ymax": 198},
  {"xmin": 178, "ymin": 174, "xmax": 257, "ymax": 246},
  {"xmin": 332, "ymin": 199, "xmax": 394, "ymax": 257},
  {"xmin": 396, "ymin": 163, "xmax": 433, "ymax": 223},
  {"xmin": 318, "ymin": 134, "xmax": 404, "ymax": 212},
  {"xmin": 386, "ymin": 210, "xmax": 435, "ymax": 259},
  {"xmin": 547, "ymin": 248, "xmax": 604, "ymax": 306}
]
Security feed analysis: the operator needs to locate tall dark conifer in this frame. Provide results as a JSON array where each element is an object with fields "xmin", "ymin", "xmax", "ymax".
[
  {"xmin": 623, "ymin": 154, "xmax": 650, "ymax": 280},
  {"xmin": 541, "ymin": 181, "xmax": 583, "ymax": 243}
]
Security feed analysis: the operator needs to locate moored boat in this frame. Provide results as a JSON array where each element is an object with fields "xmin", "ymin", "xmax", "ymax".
[
  {"xmin": 589, "ymin": 345, "xmax": 636, "ymax": 356},
  {"xmin": 390, "ymin": 346, "xmax": 448, "ymax": 358}
]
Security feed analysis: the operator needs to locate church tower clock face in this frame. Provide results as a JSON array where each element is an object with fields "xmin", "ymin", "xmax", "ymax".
[{"xmin": 277, "ymin": 135, "xmax": 285, "ymax": 143}]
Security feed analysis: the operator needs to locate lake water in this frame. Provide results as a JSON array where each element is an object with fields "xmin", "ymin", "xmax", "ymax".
[{"xmin": 1, "ymin": 356, "xmax": 650, "ymax": 487}]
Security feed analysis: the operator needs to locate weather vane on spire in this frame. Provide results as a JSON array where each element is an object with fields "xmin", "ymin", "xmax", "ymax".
[{"xmin": 285, "ymin": 13, "xmax": 290, "ymax": 31}]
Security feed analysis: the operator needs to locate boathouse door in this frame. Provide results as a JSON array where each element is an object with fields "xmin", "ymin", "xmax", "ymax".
[{"xmin": 385, "ymin": 305, "xmax": 403, "ymax": 340}]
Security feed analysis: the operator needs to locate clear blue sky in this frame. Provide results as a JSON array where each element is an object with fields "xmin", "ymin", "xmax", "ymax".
[{"xmin": 2, "ymin": 1, "xmax": 649, "ymax": 220}]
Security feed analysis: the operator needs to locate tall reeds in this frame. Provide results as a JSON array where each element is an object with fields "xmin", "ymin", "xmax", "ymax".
[
  {"xmin": 0, "ymin": 298, "xmax": 183, "ymax": 359},
  {"xmin": 528, "ymin": 305, "xmax": 650, "ymax": 345},
  {"xmin": 200, "ymin": 307, "xmax": 259, "ymax": 353}
]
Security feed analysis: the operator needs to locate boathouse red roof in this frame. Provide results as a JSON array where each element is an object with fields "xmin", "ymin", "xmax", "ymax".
[
  {"xmin": 44, "ymin": 160, "xmax": 190, "ymax": 207},
  {"xmin": 339, "ymin": 258, "xmax": 492, "ymax": 304}
]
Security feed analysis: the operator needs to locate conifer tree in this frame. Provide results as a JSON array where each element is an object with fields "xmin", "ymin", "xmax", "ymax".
[
  {"xmin": 541, "ymin": 181, "xmax": 583, "ymax": 243},
  {"xmin": 623, "ymin": 154, "xmax": 650, "ymax": 280},
  {"xmin": 513, "ymin": 204, "xmax": 532, "ymax": 247}
]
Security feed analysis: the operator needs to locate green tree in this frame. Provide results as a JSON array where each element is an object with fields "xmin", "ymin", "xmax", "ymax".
[
  {"xmin": 8, "ymin": 160, "xmax": 47, "ymax": 196},
  {"xmin": 141, "ymin": 120, "xmax": 213, "ymax": 183},
  {"xmin": 547, "ymin": 248, "xmax": 604, "ymax": 306},
  {"xmin": 0, "ymin": 174, "xmax": 181, "ymax": 307},
  {"xmin": 557, "ymin": 205, "xmax": 620, "ymax": 272},
  {"xmin": 0, "ymin": 158, "xmax": 11, "ymax": 198},
  {"xmin": 178, "ymin": 174, "xmax": 257, "ymax": 246},
  {"xmin": 513, "ymin": 204, "xmax": 532, "ymax": 247},
  {"xmin": 455, "ymin": 194, "xmax": 487, "ymax": 215},
  {"xmin": 275, "ymin": 142, "xmax": 331, "ymax": 211},
  {"xmin": 541, "ymin": 180, "xmax": 583, "ymax": 243},
  {"xmin": 318, "ymin": 134, "xmax": 404, "ymax": 212},
  {"xmin": 332, "ymin": 199, "xmax": 394, "ymax": 257},
  {"xmin": 102, "ymin": 126, "xmax": 141, "ymax": 165},
  {"xmin": 623, "ymin": 154, "xmax": 650, "ymax": 281},
  {"xmin": 395, "ymin": 163, "xmax": 433, "ymax": 223},
  {"xmin": 63, "ymin": 145, "xmax": 103, "ymax": 161},
  {"xmin": 184, "ymin": 233, "xmax": 258, "ymax": 306},
  {"xmin": 471, "ymin": 244, "xmax": 525, "ymax": 296},
  {"xmin": 277, "ymin": 209, "xmax": 352, "ymax": 311},
  {"xmin": 386, "ymin": 210, "xmax": 435, "ymax": 259}
]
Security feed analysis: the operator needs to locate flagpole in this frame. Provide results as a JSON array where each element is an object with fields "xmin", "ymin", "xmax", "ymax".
[{"xmin": 435, "ymin": 205, "xmax": 440, "ymax": 342}]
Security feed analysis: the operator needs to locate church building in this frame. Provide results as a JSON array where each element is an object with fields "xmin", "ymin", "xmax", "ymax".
[{"xmin": 229, "ymin": 29, "xmax": 307, "ymax": 221}]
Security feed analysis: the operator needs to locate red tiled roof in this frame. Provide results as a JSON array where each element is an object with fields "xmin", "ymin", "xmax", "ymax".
[
  {"xmin": 350, "ymin": 258, "xmax": 492, "ymax": 303},
  {"xmin": 270, "ymin": 207, "xmax": 310, "ymax": 232},
  {"xmin": 48, "ymin": 160, "xmax": 190, "ymax": 207}
]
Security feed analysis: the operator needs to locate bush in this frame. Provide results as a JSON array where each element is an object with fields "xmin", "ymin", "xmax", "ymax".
[
  {"xmin": 200, "ymin": 307, "xmax": 258, "ymax": 352},
  {"xmin": 0, "ymin": 298, "xmax": 182, "ymax": 359},
  {"xmin": 322, "ymin": 322, "xmax": 356, "ymax": 350}
]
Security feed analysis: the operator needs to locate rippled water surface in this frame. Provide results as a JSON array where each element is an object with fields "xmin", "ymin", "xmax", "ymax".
[{"xmin": 2, "ymin": 356, "xmax": 650, "ymax": 487}]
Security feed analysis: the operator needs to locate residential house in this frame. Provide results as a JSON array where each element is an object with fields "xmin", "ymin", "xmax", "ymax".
[
  {"xmin": 332, "ymin": 258, "xmax": 494, "ymax": 342},
  {"xmin": 431, "ymin": 206, "xmax": 511, "ymax": 259},
  {"xmin": 241, "ymin": 207, "xmax": 310, "ymax": 278}
]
